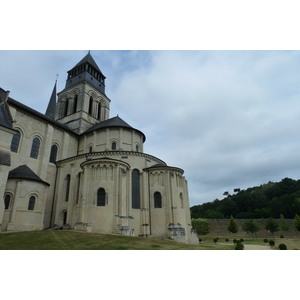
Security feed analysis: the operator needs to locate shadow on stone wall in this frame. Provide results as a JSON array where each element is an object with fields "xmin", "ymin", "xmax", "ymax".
[{"xmin": 208, "ymin": 219, "xmax": 299, "ymax": 238}]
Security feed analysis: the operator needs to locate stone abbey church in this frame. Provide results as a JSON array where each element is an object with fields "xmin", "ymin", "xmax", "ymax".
[{"xmin": 0, "ymin": 52, "xmax": 198, "ymax": 244}]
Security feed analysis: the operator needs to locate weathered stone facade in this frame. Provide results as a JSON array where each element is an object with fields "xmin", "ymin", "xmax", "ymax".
[{"xmin": 0, "ymin": 52, "xmax": 198, "ymax": 244}]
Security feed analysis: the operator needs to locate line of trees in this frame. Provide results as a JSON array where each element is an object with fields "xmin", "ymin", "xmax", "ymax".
[
  {"xmin": 191, "ymin": 177, "xmax": 300, "ymax": 219},
  {"xmin": 192, "ymin": 214, "xmax": 300, "ymax": 239}
]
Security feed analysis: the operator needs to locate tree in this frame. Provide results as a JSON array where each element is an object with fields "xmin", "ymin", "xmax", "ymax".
[
  {"xmin": 265, "ymin": 217, "xmax": 279, "ymax": 239},
  {"xmin": 191, "ymin": 218, "xmax": 210, "ymax": 235},
  {"xmin": 242, "ymin": 219, "xmax": 260, "ymax": 240},
  {"xmin": 227, "ymin": 215, "xmax": 239, "ymax": 236},
  {"xmin": 294, "ymin": 214, "xmax": 300, "ymax": 233},
  {"xmin": 279, "ymin": 214, "xmax": 289, "ymax": 232}
]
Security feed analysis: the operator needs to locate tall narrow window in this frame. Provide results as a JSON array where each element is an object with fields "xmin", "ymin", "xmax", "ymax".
[
  {"xmin": 11, "ymin": 131, "xmax": 21, "ymax": 153},
  {"xmin": 65, "ymin": 174, "xmax": 71, "ymax": 202},
  {"xmin": 28, "ymin": 196, "xmax": 36, "ymax": 211},
  {"xmin": 112, "ymin": 142, "xmax": 116, "ymax": 150},
  {"xmin": 49, "ymin": 144, "xmax": 58, "ymax": 163},
  {"xmin": 76, "ymin": 173, "xmax": 81, "ymax": 205},
  {"xmin": 4, "ymin": 194, "xmax": 11, "ymax": 209},
  {"xmin": 132, "ymin": 169, "xmax": 140, "ymax": 209},
  {"xmin": 136, "ymin": 145, "xmax": 139, "ymax": 152},
  {"xmin": 97, "ymin": 188, "xmax": 106, "ymax": 206},
  {"xmin": 97, "ymin": 103, "xmax": 101, "ymax": 120},
  {"xmin": 154, "ymin": 192, "xmax": 162, "ymax": 208},
  {"xmin": 89, "ymin": 97, "xmax": 93, "ymax": 115},
  {"xmin": 64, "ymin": 99, "xmax": 69, "ymax": 116},
  {"xmin": 73, "ymin": 95, "xmax": 78, "ymax": 113},
  {"xmin": 63, "ymin": 210, "xmax": 67, "ymax": 225},
  {"xmin": 30, "ymin": 137, "xmax": 40, "ymax": 159},
  {"xmin": 89, "ymin": 146, "xmax": 93, "ymax": 153}
]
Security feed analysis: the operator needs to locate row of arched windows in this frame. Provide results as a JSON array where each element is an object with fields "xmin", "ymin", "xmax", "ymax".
[
  {"xmin": 10, "ymin": 130, "xmax": 59, "ymax": 163},
  {"xmin": 63, "ymin": 95, "xmax": 78, "ymax": 117},
  {"xmin": 3, "ymin": 194, "xmax": 36, "ymax": 211}
]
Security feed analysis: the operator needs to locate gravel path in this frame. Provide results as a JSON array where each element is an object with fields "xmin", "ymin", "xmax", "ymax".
[{"xmin": 243, "ymin": 244, "xmax": 275, "ymax": 250}]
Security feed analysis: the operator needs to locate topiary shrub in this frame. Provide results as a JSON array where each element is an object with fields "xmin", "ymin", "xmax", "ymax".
[
  {"xmin": 269, "ymin": 240, "xmax": 275, "ymax": 246},
  {"xmin": 199, "ymin": 238, "xmax": 202, "ymax": 243},
  {"xmin": 264, "ymin": 238, "xmax": 268, "ymax": 244},
  {"xmin": 213, "ymin": 238, "xmax": 218, "ymax": 243},
  {"xmin": 225, "ymin": 238, "xmax": 229, "ymax": 242},
  {"xmin": 240, "ymin": 238, "xmax": 244, "ymax": 243},
  {"xmin": 235, "ymin": 242, "xmax": 244, "ymax": 250},
  {"xmin": 279, "ymin": 244, "xmax": 287, "ymax": 250}
]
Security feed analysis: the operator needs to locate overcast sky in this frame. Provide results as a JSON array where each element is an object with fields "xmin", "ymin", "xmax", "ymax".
[{"xmin": 2, "ymin": 50, "xmax": 300, "ymax": 207}]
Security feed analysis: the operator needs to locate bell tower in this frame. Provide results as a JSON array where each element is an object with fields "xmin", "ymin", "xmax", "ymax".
[{"xmin": 55, "ymin": 51, "xmax": 111, "ymax": 134}]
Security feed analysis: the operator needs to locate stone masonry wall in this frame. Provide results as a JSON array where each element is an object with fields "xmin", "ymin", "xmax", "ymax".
[{"xmin": 207, "ymin": 219, "xmax": 300, "ymax": 238}]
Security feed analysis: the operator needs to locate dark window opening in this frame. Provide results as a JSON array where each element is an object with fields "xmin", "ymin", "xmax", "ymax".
[
  {"xmin": 112, "ymin": 142, "xmax": 116, "ymax": 150},
  {"xmin": 154, "ymin": 192, "xmax": 162, "ymax": 208},
  {"xmin": 98, "ymin": 103, "xmax": 101, "ymax": 120},
  {"xmin": 49, "ymin": 144, "xmax": 58, "ymax": 163},
  {"xmin": 132, "ymin": 169, "xmax": 140, "ymax": 209},
  {"xmin": 89, "ymin": 97, "xmax": 93, "ymax": 115},
  {"xmin": 63, "ymin": 211, "xmax": 67, "ymax": 225},
  {"xmin": 11, "ymin": 131, "xmax": 21, "ymax": 153},
  {"xmin": 30, "ymin": 137, "xmax": 40, "ymax": 159},
  {"xmin": 4, "ymin": 194, "xmax": 11, "ymax": 209},
  {"xmin": 73, "ymin": 95, "xmax": 78, "ymax": 114},
  {"xmin": 65, "ymin": 175, "xmax": 71, "ymax": 202},
  {"xmin": 97, "ymin": 188, "xmax": 106, "ymax": 206},
  {"xmin": 28, "ymin": 196, "xmax": 36, "ymax": 211},
  {"xmin": 64, "ymin": 99, "xmax": 69, "ymax": 117}
]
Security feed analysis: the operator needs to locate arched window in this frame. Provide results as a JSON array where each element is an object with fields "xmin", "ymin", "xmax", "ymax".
[
  {"xmin": 89, "ymin": 146, "xmax": 93, "ymax": 153},
  {"xmin": 136, "ymin": 145, "xmax": 139, "ymax": 152},
  {"xmin": 112, "ymin": 142, "xmax": 116, "ymax": 150},
  {"xmin": 76, "ymin": 172, "xmax": 81, "ymax": 205},
  {"xmin": 65, "ymin": 174, "xmax": 71, "ymax": 202},
  {"xmin": 97, "ymin": 103, "xmax": 101, "ymax": 120},
  {"xmin": 64, "ymin": 99, "xmax": 69, "ymax": 116},
  {"xmin": 97, "ymin": 188, "xmax": 106, "ymax": 206},
  {"xmin": 28, "ymin": 196, "xmax": 36, "ymax": 211},
  {"xmin": 30, "ymin": 137, "xmax": 40, "ymax": 159},
  {"xmin": 89, "ymin": 97, "xmax": 93, "ymax": 115},
  {"xmin": 154, "ymin": 192, "xmax": 162, "ymax": 208},
  {"xmin": 49, "ymin": 144, "xmax": 58, "ymax": 163},
  {"xmin": 73, "ymin": 95, "xmax": 78, "ymax": 114},
  {"xmin": 4, "ymin": 194, "xmax": 11, "ymax": 209},
  {"xmin": 63, "ymin": 210, "xmax": 67, "ymax": 225},
  {"xmin": 132, "ymin": 169, "xmax": 140, "ymax": 209},
  {"xmin": 11, "ymin": 130, "xmax": 21, "ymax": 153}
]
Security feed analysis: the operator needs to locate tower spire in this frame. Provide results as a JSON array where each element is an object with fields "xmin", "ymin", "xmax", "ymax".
[{"xmin": 45, "ymin": 80, "xmax": 57, "ymax": 119}]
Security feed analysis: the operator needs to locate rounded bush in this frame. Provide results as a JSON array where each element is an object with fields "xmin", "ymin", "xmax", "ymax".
[
  {"xmin": 235, "ymin": 243, "xmax": 244, "ymax": 250},
  {"xmin": 269, "ymin": 240, "xmax": 275, "ymax": 246},
  {"xmin": 264, "ymin": 238, "xmax": 268, "ymax": 243},
  {"xmin": 279, "ymin": 244, "xmax": 287, "ymax": 250}
]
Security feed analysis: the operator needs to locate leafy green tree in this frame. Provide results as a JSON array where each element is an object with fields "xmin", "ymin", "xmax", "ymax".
[
  {"xmin": 227, "ymin": 215, "xmax": 239, "ymax": 236},
  {"xmin": 279, "ymin": 214, "xmax": 289, "ymax": 232},
  {"xmin": 294, "ymin": 214, "xmax": 300, "ymax": 233},
  {"xmin": 265, "ymin": 217, "xmax": 279, "ymax": 239},
  {"xmin": 242, "ymin": 219, "xmax": 260, "ymax": 239},
  {"xmin": 191, "ymin": 218, "xmax": 210, "ymax": 235}
]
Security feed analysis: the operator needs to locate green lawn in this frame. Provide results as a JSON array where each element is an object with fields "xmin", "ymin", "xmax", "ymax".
[
  {"xmin": 1, "ymin": 230, "xmax": 299, "ymax": 250},
  {"xmin": 0, "ymin": 230, "xmax": 234, "ymax": 250}
]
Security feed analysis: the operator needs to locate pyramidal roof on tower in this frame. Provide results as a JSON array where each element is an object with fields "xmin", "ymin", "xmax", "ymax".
[
  {"xmin": 45, "ymin": 80, "xmax": 57, "ymax": 119},
  {"xmin": 70, "ymin": 51, "xmax": 105, "ymax": 77}
]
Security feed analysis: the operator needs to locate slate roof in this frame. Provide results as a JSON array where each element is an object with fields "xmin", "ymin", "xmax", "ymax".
[
  {"xmin": 83, "ymin": 115, "xmax": 146, "ymax": 141},
  {"xmin": 0, "ymin": 88, "xmax": 14, "ymax": 130},
  {"xmin": 8, "ymin": 165, "xmax": 50, "ymax": 186},
  {"xmin": 45, "ymin": 81, "xmax": 57, "ymax": 119},
  {"xmin": 8, "ymin": 97, "xmax": 76, "ymax": 135},
  {"xmin": 72, "ymin": 51, "xmax": 105, "ymax": 76}
]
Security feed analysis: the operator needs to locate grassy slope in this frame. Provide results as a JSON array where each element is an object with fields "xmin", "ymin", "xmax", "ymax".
[
  {"xmin": 0, "ymin": 230, "xmax": 234, "ymax": 250},
  {"xmin": 1, "ymin": 230, "xmax": 299, "ymax": 250}
]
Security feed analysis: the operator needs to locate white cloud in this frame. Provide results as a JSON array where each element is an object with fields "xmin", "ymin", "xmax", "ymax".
[{"xmin": 2, "ymin": 50, "xmax": 300, "ymax": 206}]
